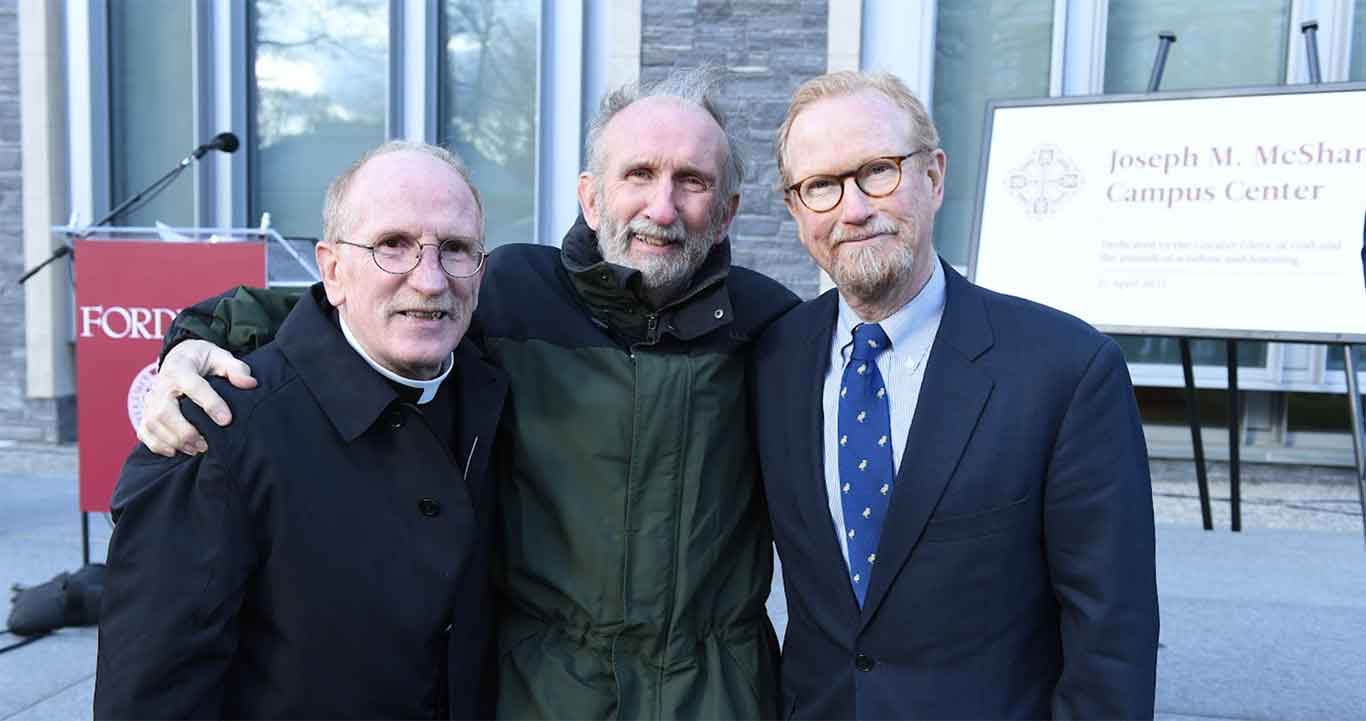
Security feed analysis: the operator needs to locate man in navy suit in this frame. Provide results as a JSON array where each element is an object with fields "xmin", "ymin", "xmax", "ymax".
[{"xmin": 754, "ymin": 71, "xmax": 1159, "ymax": 719}]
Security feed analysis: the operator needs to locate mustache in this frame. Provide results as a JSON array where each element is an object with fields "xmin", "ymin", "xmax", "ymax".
[
  {"xmin": 831, "ymin": 221, "xmax": 900, "ymax": 244},
  {"xmin": 625, "ymin": 218, "xmax": 687, "ymax": 244}
]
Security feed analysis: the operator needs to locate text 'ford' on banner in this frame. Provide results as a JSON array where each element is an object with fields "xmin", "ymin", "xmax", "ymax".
[
  {"xmin": 969, "ymin": 83, "xmax": 1366, "ymax": 343},
  {"xmin": 74, "ymin": 238, "xmax": 266, "ymax": 512}
]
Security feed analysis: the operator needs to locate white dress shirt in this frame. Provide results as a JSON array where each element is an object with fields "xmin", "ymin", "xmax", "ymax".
[{"xmin": 820, "ymin": 260, "xmax": 946, "ymax": 566}]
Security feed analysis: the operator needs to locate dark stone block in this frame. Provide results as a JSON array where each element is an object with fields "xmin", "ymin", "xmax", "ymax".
[{"xmin": 731, "ymin": 215, "xmax": 780, "ymax": 236}]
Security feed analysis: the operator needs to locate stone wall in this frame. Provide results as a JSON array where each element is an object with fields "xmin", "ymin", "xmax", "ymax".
[
  {"xmin": 640, "ymin": 0, "xmax": 826, "ymax": 298},
  {"xmin": 0, "ymin": 0, "xmax": 73, "ymax": 444}
]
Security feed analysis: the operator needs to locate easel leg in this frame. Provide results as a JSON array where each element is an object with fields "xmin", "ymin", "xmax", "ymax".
[
  {"xmin": 1180, "ymin": 338, "xmax": 1213, "ymax": 530},
  {"xmin": 1227, "ymin": 340, "xmax": 1241, "ymax": 533},
  {"xmin": 1342, "ymin": 344, "xmax": 1366, "ymax": 542}
]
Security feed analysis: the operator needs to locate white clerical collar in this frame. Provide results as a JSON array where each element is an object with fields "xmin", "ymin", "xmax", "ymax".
[{"xmin": 337, "ymin": 314, "xmax": 452, "ymax": 404}]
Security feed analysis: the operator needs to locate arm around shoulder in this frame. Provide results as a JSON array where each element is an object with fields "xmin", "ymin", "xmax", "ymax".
[{"xmin": 161, "ymin": 285, "xmax": 303, "ymax": 363}]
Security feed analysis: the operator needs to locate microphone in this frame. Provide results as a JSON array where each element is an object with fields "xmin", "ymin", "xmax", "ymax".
[
  {"xmin": 188, "ymin": 132, "xmax": 240, "ymax": 162},
  {"xmin": 18, "ymin": 132, "xmax": 244, "ymax": 285}
]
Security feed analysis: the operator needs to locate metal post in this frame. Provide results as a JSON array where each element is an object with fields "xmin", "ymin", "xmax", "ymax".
[
  {"xmin": 1343, "ymin": 344, "xmax": 1366, "ymax": 541},
  {"xmin": 1146, "ymin": 32, "xmax": 1178, "ymax": 93},
  {"xmin": 1227, "ymin": 341, "xmax": 1241, "ymax": 532},
  {"xmin": 81, "ymin": 512, "xmax": 91, "ymax": 567},
  {"xmin": 1180, "ymin": 339, "xmax": 1213, "ymax": 530},
  {"xmin": 1301, "ymin": 21, "xmax": 1323, "ymax": 84}
]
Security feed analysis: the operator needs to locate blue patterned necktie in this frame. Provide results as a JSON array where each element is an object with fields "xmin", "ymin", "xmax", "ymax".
[{"xmin": 837, "ymin": 322, "xmax": 894, "ymax": 607}]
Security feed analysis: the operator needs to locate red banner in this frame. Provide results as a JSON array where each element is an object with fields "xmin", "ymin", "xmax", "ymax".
[{"xmin": 75, "ymin": 238, "xmax": 267, "ymax": 512}]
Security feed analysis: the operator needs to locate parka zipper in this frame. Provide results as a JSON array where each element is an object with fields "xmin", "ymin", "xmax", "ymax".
[{"xmin": 645, "ymin": 313, "xmax": 660, "ymax": 343}]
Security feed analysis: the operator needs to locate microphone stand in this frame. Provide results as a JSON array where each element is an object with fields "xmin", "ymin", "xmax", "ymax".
[
  {"xmin": 17, "ymin": 150, "xmax": 202, "ymax": 286},
  {"xmin": 15, "ymin": 245, "xmax": 72, "ymax": 285}
]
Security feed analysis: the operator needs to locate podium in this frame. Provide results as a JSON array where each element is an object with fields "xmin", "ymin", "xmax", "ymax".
[{"xmin": 51, "ymin": 225, "xmax": 318, "ymax": 529}]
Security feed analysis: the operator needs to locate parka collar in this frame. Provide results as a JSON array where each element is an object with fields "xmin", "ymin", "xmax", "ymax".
[{"xmin": 559, "ymin": 215, "xmax": 735, "ymax": 343}]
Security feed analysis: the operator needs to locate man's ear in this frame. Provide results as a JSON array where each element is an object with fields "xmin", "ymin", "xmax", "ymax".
[
  {"xmin": 577, "ymin": 173, "xmax": 601, "ymax": 231},
  {"xmin": 782, "ymin": 189, "xmax": 799, "ymax": 220},
  {"xmin": 712, "ymin": 193, "xmax": 740, "ymax": 245},
  {"xmin": 927, "ymin": 149, "xmax": 947, "ymax": 210},
  {"xmin": 316, "ymin": 242, "xmax": 346, "ymax": 308}
]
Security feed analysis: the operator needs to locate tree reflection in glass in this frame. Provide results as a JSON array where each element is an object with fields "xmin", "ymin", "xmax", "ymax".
[
  {"xmin": 251, "ymin": 0, "xmax": 388, "ymax": 239},
  {"xmin": 442, "ymin": 0, "xmax": 540, "ymax": 249}
]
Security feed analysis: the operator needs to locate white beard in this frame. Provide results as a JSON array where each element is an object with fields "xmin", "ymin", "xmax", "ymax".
[
  {"xmin": 829, "ymin": 223, "xmax": 916, "ymax": 304},
  {"xmin": 594, "ymin": 189, "xmax": 728, "ymax": 303}
]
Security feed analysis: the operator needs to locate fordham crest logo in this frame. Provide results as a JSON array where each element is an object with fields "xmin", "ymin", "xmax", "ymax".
[
  {"xmin": 1006, "ymin": 144, "xmax": 1082, "ymax": 217},
  {"xmin": 127, "ymin": 361, "xmax": 159, "ymax": 432}
]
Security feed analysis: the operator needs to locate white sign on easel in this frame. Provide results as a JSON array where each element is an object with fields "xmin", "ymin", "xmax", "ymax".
[{"xmin": 970, "ymin": 84, "xmax": 1366, "ymax": 344}]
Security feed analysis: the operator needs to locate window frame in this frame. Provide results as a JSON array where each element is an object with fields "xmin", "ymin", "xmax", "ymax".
[{"xmin": 72, "ymin": 0, "xmax": 585, "ymax": 245}]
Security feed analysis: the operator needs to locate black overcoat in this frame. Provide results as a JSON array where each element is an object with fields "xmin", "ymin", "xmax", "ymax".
[{"xmin": 95, "ymin": 284, "xmax": 508, "ymax": 719}]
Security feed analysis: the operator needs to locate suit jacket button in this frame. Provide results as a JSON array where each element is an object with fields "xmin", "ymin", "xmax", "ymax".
[
  {"xmin": 418, "ymin": 497, "xmax": 441, "ymax": 517},
  {"xmin": 854, "ymin": 653, "xmax": 875, "ymax": 672},
  {"xmin": 388, "ymin": 410, "xmax": 404, "ymax": 430}
]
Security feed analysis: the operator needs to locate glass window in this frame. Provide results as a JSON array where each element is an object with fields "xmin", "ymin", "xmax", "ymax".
[
  {"xmin": 1325, "ymin": 345, "xmax": 1366, "ymax": 372},
  {"xmin": 1287, "ymin": 391, "xmax": 1351, "ymax": 432},
  {"xmin": 1103, "ymin": 1, "xmax": 1291, "ymax": 93},
  {"xmin": 108, "ymin": 0, "xmax": 195, "ymax": 227},
  {"xmin": 931, "ymin": 0, "xmax": 1054, "ymax": 266},
  {"xmin": 1134, "ymin": 387, "xmax": 1236, "ymax": 428},
  {"xmin": 1103, "ymin": 1, "xmax": 1292, "ymax": 368},
  {"xmin": 441, "ymin": 0, "xmax": 540, "ymax": 249},
  {"xmin": 1353, "ymin": 0, "xmax": 1366, "ymax": 80},
  {"xmin": 1114, "ymin": 336, "xmax": 1267, "ymax": 368},
  {"xmin": 250, "ymin": 0, "xmax": 389, "ymax": 239}
]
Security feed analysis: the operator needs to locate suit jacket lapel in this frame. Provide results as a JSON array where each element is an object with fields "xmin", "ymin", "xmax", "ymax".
[
  {"xmin": 789, "ymin": 291, "xmax": 855, "ymax": 596},
  {"xmin": 859, "ymin": 263, "xmax": 995, "ymax": 626}
]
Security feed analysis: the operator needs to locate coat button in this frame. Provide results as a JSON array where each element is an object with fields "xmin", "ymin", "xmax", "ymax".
[
  {"xmin": 854, "ymin": 653, "xmax": 875, "ymax": 672},
  {"xmin": 388, "ymin": 409, "xmax": 404, "ymax": 430},
  {"xmin": 417, "ymin": 497, "xmax": 441, "ymax": 517}
]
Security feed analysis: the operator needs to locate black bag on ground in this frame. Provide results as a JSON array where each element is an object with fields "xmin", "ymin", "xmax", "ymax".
[{"xmin": 6, "ymin": 563, "xmax": 106, "ymax": 636}]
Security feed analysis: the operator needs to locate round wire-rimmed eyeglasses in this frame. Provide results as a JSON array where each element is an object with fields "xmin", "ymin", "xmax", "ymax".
[{"xmin": 336, "ymin": 238, "xmax": 486, "ymax": 278}]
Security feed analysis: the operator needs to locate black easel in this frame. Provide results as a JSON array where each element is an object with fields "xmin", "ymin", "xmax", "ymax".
[
  {"xmin": 1299, "ymin": 21, "xmax": 1366, "ymax": 542},
  {"xmin": 1144, "ymin": 31, "xmax": 1220, "ymax": 531},
  {"xmin": 1148, "ymin": 24, "xmax": 1366, "ymax": 537},
  {"xmin": 1301, "ymin": 20, "xmax": 1366, "ymax": 542}
]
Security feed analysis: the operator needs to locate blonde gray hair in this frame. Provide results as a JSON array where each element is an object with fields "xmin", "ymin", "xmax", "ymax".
[
  {"xmin": 775, "ymin": 71, "xmax": 939, "ymax": 189},
  {"xmin": 584, "ymin": 65, "xmax": 744, "ymax": 200},
  {"xmin": 322, "ymin": 140, "xmax": 485, "ymax": 245}
]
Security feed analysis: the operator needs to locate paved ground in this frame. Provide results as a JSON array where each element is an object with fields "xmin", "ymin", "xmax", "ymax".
[
  {"xmin": 2, "ymin": 445, "xmax": 1364, "ymax": 719},
  {"xmin": 1, "ymin": 453, "xmax": 106, "ymax": 721},
  {"xmin": 1149, "ymin": 458, "xmax": 1365, "ymax": 534}
]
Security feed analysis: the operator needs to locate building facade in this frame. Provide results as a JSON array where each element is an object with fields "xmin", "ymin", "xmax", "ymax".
[{"xmin": 4, "ymin": 0, "xmax": 1365, "ymax": 464}]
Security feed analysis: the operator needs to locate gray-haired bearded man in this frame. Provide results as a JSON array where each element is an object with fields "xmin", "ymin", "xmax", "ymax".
[{"xmin": 133, "ymin": 67, "xmax": 796, "ymax": 720}]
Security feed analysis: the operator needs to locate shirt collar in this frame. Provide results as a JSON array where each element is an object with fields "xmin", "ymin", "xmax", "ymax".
[
  {"xmin": 834, "ymin": 258, "xmax": 946, "ymax": 364},
  {"xmin": 337, "ymin": 314, "xmax": 453, "ymax": 405}
]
